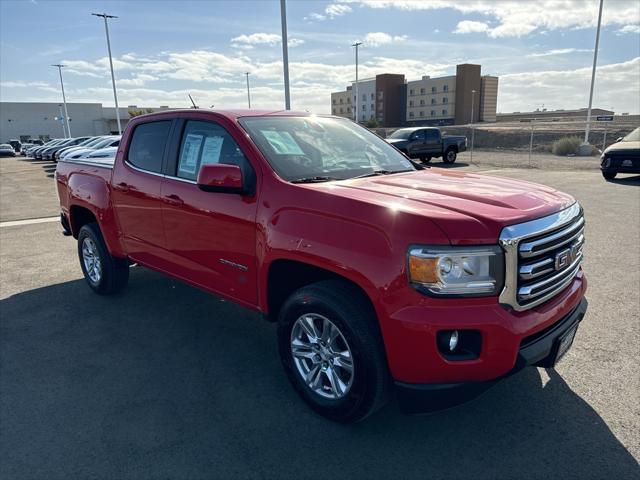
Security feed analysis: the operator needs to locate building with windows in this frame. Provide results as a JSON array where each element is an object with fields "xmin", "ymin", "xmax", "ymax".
[
  {"xmin": 330, "ymin": 64, "xmax": 499, "ymax": 127},
  {"xmin": 331, "ymin": 73, "xmax": 405, "ymax": 127}
]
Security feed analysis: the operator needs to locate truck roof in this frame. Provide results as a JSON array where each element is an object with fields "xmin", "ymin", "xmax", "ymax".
[{"xmin": 133, "ymin": 108, "xmax": 314, "ymax": 121}]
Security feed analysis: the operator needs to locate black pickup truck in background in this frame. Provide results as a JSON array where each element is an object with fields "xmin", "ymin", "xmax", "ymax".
[
  {"xmin": 385, "ymin": 127, "xmax": 467, "ymax": 164},
  {"xmin": 601, "ymin": 127, "xmax": 640, "ymax": 180}
]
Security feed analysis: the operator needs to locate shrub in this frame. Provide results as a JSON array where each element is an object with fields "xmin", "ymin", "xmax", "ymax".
[{"xmin": 551, "ymin": 136, "xmax": 582, "ymax": 156}]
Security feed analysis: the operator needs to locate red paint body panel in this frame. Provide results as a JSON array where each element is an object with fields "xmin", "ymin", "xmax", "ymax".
[{"xmin": 56, "ymin": 109, "xmax": 588, "ymax": 385}]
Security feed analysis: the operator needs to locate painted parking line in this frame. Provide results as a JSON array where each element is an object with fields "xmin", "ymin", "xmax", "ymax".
[{"xmin": 0, "ymin": 216, "xmax": 60, "ymax": 228}]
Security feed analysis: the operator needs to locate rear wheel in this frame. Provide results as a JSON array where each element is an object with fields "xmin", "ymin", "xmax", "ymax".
[
  {"xmin": 443, "ymin": 148, "xmax": 457, "ymax": 164},
  {"xmin": 78, "ymin": 223, "xmax": 129, "ymax": 294},
  {"xmin": 602, "ymin": 170, "xmax": 617, "ymax": 180},
  {"xmin": 277, "ymin": 280, "xmax": 391, "ymax": 423}
]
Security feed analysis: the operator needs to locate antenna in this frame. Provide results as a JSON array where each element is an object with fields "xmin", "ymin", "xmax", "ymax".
[{"xmin": 188, "ymin": 94, "xmax": 199, "ymax": 109}]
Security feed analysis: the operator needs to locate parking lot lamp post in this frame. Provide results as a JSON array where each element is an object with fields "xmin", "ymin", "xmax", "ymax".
[
  {"xmin": 581, "ymin": 0, "xmax": 604, "ymax": 154},
  {"xmin": 280, "ymin": 0, "xmax": 291, "ymax": 110},
  {"xmin": 57, "ymin": 104, "xmax": 67, "ymax": 138},
  {"xmin": 470, "ymin": 89, "xmax": 476, "ymax": 163},
  {"xmin": 92, "ymin": 13, "xmax": 122, "ymax": 135},
  {"xmin": 52, "ymin": 64, "xmax": 71, "ymax": 138},
  {"xmin": 352, "ymin": 41, "xmax": 362, "ymax": 123},
  {"xmin": 245, "ymin": 72, "xmax": 251, "ymax": 109}
]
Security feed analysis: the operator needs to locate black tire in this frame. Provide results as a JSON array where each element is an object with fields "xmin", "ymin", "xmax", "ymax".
[
  {"xmin": 420, "ymin": 155, "xmax": 432, "ymax": 163},
  {"xmin": 77, "ymin": 223, "xmax": 129, "ymax": 294},
  {"xmin": 443, "ymin": 148, "xmax": 457, "ymax": 164},
  {"xmin": 602, "ymin": 170, "xmax": 617, "ymax": 180},
  {"xmin": 277, "ymin": 280, "xmax": 391, "ymax": 423}
]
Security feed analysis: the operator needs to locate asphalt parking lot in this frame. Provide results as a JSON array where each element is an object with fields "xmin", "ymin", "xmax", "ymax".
[{"xmin": 1, "ymin": 153, "xmax": 639, "ymax": 479}]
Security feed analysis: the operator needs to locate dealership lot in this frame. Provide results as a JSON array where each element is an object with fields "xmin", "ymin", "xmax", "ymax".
[{"xmin": 1, "ymin": 154, "xmax": 638, "ymax": 479}]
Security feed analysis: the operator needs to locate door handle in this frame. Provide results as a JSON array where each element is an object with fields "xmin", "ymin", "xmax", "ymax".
[
  {"xmin": 164, "ymin": 194, "xmax": 184, "ymax": 207},
  {"xmin": 115, "ymin": 182, "xmax": 130, "ymax": 192}
]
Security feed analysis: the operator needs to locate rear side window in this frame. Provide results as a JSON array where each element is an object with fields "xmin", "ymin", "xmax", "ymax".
[
  {"xmin": 425, "ymin": 129, "xmax": 439, "ymax": 142},
  {"xmin": 176, "ymin": 120, "xmax": 251, "ymax": 181},
  {"xmin": 127, "ymin": 121, "xmax": 171, "ymax": 173}
]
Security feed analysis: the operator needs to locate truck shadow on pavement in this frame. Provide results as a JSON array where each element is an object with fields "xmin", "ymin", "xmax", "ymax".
[{"xmin": 1, "ymin": 268, "xmax": 638, "ymax": 479}]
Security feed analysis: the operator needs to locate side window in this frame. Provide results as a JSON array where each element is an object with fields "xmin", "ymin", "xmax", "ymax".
[
  {"xmin": 127, "ymin": 121, "xmax": 171, "ymax": 173},
  {"xmin": 176, "ymin": 120, "xmax": 251, "ymax": 181},
  {"xmin": 426, "ymin": 130, "xmax": 439, "ymax": 142}
]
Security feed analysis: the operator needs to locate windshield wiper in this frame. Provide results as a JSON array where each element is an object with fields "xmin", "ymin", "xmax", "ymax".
[
  {"xmin": 290, "ymin": 176, "xmax": 336, "ymax": 184},
  {"xmin": 349, "ymin": 169, "xmax": 413, "ymax": 180}
]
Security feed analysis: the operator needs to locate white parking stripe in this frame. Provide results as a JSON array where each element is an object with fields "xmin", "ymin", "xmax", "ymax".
[{"xmin": 0, "ymin": 216, "xmax": 60, "ymax": 228}]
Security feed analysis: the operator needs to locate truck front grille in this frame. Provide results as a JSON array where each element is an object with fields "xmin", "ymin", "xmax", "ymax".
[{"xmin": 499, "ymin": 203, "xmax": 584, "ymax": 311}]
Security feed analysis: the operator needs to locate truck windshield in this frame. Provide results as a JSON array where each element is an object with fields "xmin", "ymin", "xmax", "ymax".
[
  {"xmin": 239, "ymin": 116, "xmax": 415, "ymax": 182},
  {"xmin": 388, "ymin": 128, "xmax": 414, "ymax": 139}
]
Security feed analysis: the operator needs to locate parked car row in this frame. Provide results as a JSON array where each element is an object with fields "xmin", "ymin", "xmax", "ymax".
[
  {"xmin": 0, "ymin": 144, "xmax": 17, "ymax": 157},
  {"xmin": 25, "ymin": 135, "xmax": 121, "ymax": 161}
]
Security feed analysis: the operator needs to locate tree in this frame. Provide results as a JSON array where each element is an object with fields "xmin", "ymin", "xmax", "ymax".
[{"xmin": 128, "ymin": 108, "xmax": 154, "ymax": 118}]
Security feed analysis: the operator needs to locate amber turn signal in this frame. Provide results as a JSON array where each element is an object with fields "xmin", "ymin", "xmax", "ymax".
[{"xmin": 408, "ymin": 256, "xmax": 439, "ymax": 284}]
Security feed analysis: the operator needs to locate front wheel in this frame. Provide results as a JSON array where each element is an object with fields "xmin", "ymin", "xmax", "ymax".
[
  {"xmin": 602, "ymin": 170, "xmax": 617, "ymax": 180},
  {"xmin": 420, "ymin": 155, "xmax": 432, "ymax": 163},
  {"xmin": 277, "ymin": 280, "xmax": 391, "ymax": 423},
  {"xmin": 78, "ymin": 223, "xmax": 129, "ymax": 294},
  {"xmin": 443, "ymin": 148, "xmax": 457, "ymax": 164}
]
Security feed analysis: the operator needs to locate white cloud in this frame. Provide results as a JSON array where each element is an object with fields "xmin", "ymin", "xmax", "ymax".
[
  {"xmin": 118, "ymin": 74, "xmax": 158, "ymax": 87},
  {"xmin": 306, "ymin": 3, "xmax": 352, "ymax": 22},
  {"xmin": 453, "ymin": 21, "xmax": 489, "ymax": 34},
  {"xmin": 230, "ymin": 32, "xmax": 304, "ymax": 50},
  {"xmin": 363, "ymin": 32, "xmax": 408, "ymax": 47},
  {"xmin": 618, "ymin": 24, "xmax": 640, "ymax": 34},
  {"xmin": 498, "ymin": 57, "xmax": 640, "ymax": 113},
  {"xmin": 527, "ymin": 48, "xmax": 592, "ymax": 57},
  {"xmin": 344, "ymin": 0, "xmax": 640, "ymax": 37}
]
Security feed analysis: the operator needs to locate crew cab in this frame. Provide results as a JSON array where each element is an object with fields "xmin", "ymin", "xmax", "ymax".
[
  {"xmin": 56, "ymin": 109, "xmax": 587, "ymax": 422},
  {"xmin": 385, "ymin": 127, "xmax": 467, "ymax": 164}
]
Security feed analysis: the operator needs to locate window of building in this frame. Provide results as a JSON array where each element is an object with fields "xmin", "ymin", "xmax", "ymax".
[
  {"xmin": 420, "ymin": 99, "xmax": 425, "ymax": 106},
  {"xmin": 431, "ymin": 110, "xmax": 435, "ymax": 117},
  {"xmin": 176, "ymin": 120, "xmax": 251, "ymax": 182},
  {"xmin": 332, "ymin": 99, "xmax": 336, "ymax": 105},
  {"xmin": 339, "ymin": 108, "xmax": 344, "ymax": 113},
  {"xmin": 420, "ymin": 87, "xmax": 425, "ymax": 94},
  {"xmin": 354, "ymin": 96, "xmax": 356, "ymax": 103},
  {"xmin": 419, "ymin": 111, "xmax": 424, "ymax": 117},
  {"xmin": 370, "ymin": 93, "xmax": 375, "ymax": 100},
  {"xmin": 127, "ymin": 120, "xmax": 172, "ymax": 173},
  {"xmin": 443, "ymin": 85, "xmax": 448, "ymax": 92},
  {"xmin": 431, "ymin": 98, "xmax": 436, "ymax": 105},
  {"xmin": 442, "ymin": 109, "xmax": 448, "ymax": 116},
  {"xmin": 347, "ymin": 98, "xmax": 351, "ymax": 104},
  {"xmin": 339, "ymin": 98, "xmax": 343, "ymax": 104},
  {"xmin": 347, "ymin": 107, "xmax": 351, "ymax": 113},
  {"xmin": 409, "ymin": 89, "xmax": 414, "ymax": 95},
  {"xmin": 409, "ymin": 112, "xmax": 414, "ymax": 118},
  {"xmin": 362, "ymin": 94, "xmax": 366, "ymax": 101},
  {"xmin": 409, "ymin": 100, "xmax": 414, "ymax": 107},
  {"xmin": 362, "ymin": 104, "xmax": 366, "ymax": 111},
  {"xmin": 443, "ymin": 97, "xmax": 448, "ymax": 104},
  {"xmin": 431, "ymin": 86, "xmax": 436, "ymax": 93}
]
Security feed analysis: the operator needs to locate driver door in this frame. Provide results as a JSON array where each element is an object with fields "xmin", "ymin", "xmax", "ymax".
[{"xmin": 408, "ymin": 129, "xmax": 426, "ymax": 157}]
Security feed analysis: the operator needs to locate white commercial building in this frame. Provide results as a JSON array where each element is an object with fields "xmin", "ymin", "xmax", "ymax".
[{"xmin": 0, "ymin": 102, "xmax": 172, "ymax": 142}]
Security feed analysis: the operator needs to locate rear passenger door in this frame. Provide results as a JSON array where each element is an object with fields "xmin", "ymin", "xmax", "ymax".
[
  {"xmin": 408, "ymin": 129, "xmax": 426, "ymax": 157},
  {"xmin": 425, "ymin": 129, "xmax": 441, "ymax": 155},
  {"xmin": 160, "ymin": 118, "xmax": 259, "ymax": 306},
  {"xmin": 111, "ymin": 120, "xmax": 172, "ymax": 266}
]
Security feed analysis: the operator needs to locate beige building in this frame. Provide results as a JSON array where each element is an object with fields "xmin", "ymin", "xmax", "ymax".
[
  {"xmin": 479, "ymin": 76, "xmax": 499, "ymax": 123},
  {"xmin": 331, "ymin": 87, "xmax": 353, "ymax": 119},
  {"xmin": 406, "ymin": 75, "xmax": 456, "ymax": 123}
]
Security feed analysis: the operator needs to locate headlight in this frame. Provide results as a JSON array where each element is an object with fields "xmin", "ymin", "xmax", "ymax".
[{"xmin": 408, "ymin": 245, "xmax": 504, "ymax": 297}]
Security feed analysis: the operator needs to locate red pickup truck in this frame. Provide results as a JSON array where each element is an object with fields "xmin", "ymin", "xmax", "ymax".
[{"xmin": 56, "ymin": 109, "xmax": 588, "ymax": 422}]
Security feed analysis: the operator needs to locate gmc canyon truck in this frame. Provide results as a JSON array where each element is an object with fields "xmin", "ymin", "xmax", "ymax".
[
  {"xmin": 385, "ymin": 127, "xmax": 467, "ymax": 164},
  {"xmin": 56, "ymin": 110, "xmax": 588, "ymax": 423}
]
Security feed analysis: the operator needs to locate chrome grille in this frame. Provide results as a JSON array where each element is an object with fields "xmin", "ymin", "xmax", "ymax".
[{"xmin": 499, "ymin": 203, "xmax": 584, "ymax": 311}]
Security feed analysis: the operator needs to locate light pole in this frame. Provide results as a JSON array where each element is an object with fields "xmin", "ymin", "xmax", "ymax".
[
  {"xmin": 52, "ymin": 64, "xmax": 71, "ymax": 137},
  {"xmin": 470, "ymin": 89, "xmax": 476, "ymax": 163},
  {"xmin": 580, "ymin": 0, "xmax": 604, "ymax": 154},
  {"xmin": 92, "ymin": 12, "xmax": 122, "ymax": 134},
  {"xmin": 352, "ymin": 41, "xmax": 362, "ymax": 123},
  {"xmin": 57, "ymin": 104, "xmax": 67, "ymax": 138},
  {"xmin": 245, "ymin": 72, "xmax": 251, "ymax": 109},
  {"xmin": 280, "ymin": 0, "xmax": 291, "ymax": 110}
]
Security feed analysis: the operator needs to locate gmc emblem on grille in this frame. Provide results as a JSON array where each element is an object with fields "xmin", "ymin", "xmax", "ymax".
[
  {"xmin": 555, "ymin": 241, "xmax": 581, "ymax": 271},
  {"xmin": 555, "ymin": 249, "xmax": 571, "ymax": 271}
]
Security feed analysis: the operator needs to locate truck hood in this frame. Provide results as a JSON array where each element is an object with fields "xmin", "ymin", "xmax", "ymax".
[
  {"xmin": 604, "ymin": 141, "xmax": 640, "ymax": 155},
  {"xmin": 313, "ymin": 169, "xmax": 575, "ymax": 244}
]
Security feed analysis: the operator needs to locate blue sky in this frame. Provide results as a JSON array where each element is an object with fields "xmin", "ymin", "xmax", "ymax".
[{"xmin": 1, "ymin": 0, "xmax": 639, "ymax": 114}]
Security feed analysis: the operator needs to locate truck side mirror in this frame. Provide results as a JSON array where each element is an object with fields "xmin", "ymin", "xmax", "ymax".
[
  {"xmin": 615, "ymin": 136, "xmax": 623, "ymax": 143},
  {"xmin": 197, "ymin": 163, "xmax": 246, "ymax": 194}
]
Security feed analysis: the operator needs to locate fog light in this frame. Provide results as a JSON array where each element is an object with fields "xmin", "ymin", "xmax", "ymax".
[{"xmin": 449, "ymin": 330, "xmax": 459, "ymax": 351}]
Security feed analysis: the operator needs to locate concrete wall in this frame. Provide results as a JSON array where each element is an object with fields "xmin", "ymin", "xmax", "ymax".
[
  {"xmin": 479, "ymin": 76, "xmax": 498, "ymax": 122},
  {"xmin": 406, "ymin": 75, "xmax": 456, "ymax": 123},
  {"xmin": 454, "ymin": 64, "xmax": 482, "ymax": 125}
]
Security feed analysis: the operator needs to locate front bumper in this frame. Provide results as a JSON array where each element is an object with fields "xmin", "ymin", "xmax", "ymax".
[{"xmin": 395, "ymin": 297, "xmax": 587, "ymax": 413}]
